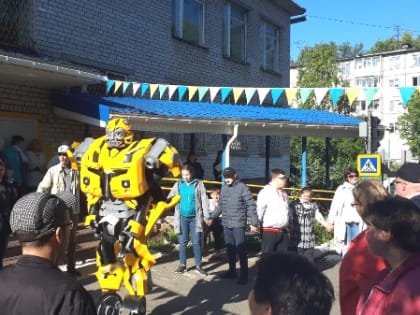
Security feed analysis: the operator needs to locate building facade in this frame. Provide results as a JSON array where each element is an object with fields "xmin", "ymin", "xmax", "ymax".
[{"xmin": 0, "ymin": 0, "xmax": 305, "ymax": 180}]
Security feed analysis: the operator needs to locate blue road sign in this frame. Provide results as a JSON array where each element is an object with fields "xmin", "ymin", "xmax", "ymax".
[{"xmin": 357, "ymin": 154, "xmax": 382, "ymax": 177}]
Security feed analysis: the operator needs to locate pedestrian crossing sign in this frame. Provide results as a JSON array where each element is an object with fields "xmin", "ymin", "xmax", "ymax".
[{"xmin": 357, "ymin": 154, "xmax": 382, "ymax": 177}]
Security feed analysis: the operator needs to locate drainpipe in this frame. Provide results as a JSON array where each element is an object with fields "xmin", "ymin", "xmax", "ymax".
[{"xmin": 224, "ymin": 124, "xmax": 239, "ymax": 167}]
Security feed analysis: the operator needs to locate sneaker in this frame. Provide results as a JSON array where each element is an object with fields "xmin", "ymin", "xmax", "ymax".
[
  {"xmin": 174, "ymin": 265, "xmax": 186, "ymax": 274},
  {"xmin": 220, "ymin": 271, "xmax": 237, "ymax": 279},
  {"xmin": 194, "ymin": 267, "xmax": 208, "ymax": 276}
]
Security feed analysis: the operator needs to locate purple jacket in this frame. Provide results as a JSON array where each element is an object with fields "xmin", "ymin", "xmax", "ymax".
[{"xmin": 357, "ymin": 253, "xmax": 420, "ymax": 315}]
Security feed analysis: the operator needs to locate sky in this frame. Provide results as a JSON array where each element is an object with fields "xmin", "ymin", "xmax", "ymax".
[{"xmin": 290, "ymin": 0, "xmax": 420, "ymax": 60}]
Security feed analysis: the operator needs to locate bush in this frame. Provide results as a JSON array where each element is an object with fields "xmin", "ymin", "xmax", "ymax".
[{"xmin": 314, "ymin": 221, "xmax": 333, "ymax": 245}]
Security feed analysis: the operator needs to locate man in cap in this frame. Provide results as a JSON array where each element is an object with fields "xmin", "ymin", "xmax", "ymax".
[
  {"xmin": 37, "ymin": 143, "xmax": 80, "ymax": 276},
  {"xmin": 394, "ymin": 162, "xmax": 420, "ymax": 208},
  {"xmin": 0, "ymin": 192, "xmax": 96, "ymax": 314},
  {"xmin": 207, "ymin": 167, "xmax": 259, "ymax": 285}
]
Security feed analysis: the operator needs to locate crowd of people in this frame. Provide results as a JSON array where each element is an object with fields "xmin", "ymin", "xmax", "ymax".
[{"xmin": 1, "ymin": 135, "xmax": 420, "ymax": 314}]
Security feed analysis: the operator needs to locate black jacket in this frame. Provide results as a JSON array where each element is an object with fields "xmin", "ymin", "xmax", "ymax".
[
  {"xmin": 0, "ymin": 255, "xmax": 96, "ymax": 315},
  {"xmin": 212, "ymin": 179, "xmax": 258, "ymax": 228}
]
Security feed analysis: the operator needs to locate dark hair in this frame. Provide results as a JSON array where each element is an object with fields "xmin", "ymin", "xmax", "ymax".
[
  {"xmin": 301, "ymin": 186, "xmax": 312, "ymax": 194},
  {"xmin": 11, "ymin": 135, "xmax": 24, "ymax": 145},
  {"xmin": 344, "ymin": 167, "xmax": 358, "ymax": 180},
  {"xmin": 253, "ymin": 253, "xmax": 334, "ymax": 315},
  {"xmin": 364, "ymin": 196, "xmax": 420, "ymax": 252},
  {"xmin": 271, "ymin": 168, "xmax": 286, "ymax": 177},
  {"xmin": 181, "ymin": 164, "xmax": 195, "ymax": 177}
]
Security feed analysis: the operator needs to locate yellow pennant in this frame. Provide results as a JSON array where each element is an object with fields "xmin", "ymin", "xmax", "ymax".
[
  {"xmin": 188, "ymin": 86, "xmax": 198, "ymax": 101},
  {"xmin": 114, "ymin": 81, "xmax": 122, "ymax": 93},
  {"xmin": 232, "ymin": 88, "xmax": 244, "ymax": 103},
  {"xmin": 285, "ymin": 88, "xmax": 298, "ymax": 105},
  {"xmin": 149, "ymin": 84, "xmax": 158, "ymax": 98},
  {"xmin": 345, "ymin": 87, "xmax": 361, "ymax": 105}
]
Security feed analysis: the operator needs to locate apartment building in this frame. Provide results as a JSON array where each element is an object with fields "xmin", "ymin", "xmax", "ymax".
[
  {"xmin": 0, "ymin": 0, "xmax": 305, "ymax": 179},
  {"xmin": 291, "ymin": 46, "xmax": 420, "ymax": 165}
]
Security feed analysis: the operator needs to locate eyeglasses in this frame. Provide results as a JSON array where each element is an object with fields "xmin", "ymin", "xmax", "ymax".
[{"xmin": 347, "ymin": 174, "xmax": 359, "ymax": 179}]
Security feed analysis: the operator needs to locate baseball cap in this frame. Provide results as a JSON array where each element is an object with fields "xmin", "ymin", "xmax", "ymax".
[
  {"xmin": 223, "ymin": 167, "xmax": 237, "ymax": 178},
  {"xmin": 10, "ymin": 192, "xmax": 75, "ymax": 242},
  {"xmin": 57, "ymin": 144, "xmax": 70, "ymax": 154},
  {"xmin": 396, "ymin": 163, "xmax": 420, "ymax": 183}
]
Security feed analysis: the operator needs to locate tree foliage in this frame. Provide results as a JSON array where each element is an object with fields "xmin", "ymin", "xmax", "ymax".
[
  {"xmin": 398, "ymin": 91, "xmax": 420, "ymax": 159},
  {"xmin": 367, "ymin": 32, "xmax": 420, "ymax": 54}
]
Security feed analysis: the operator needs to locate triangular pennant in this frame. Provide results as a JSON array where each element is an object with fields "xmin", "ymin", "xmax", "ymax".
[
  {"xmin": 299, "ymin": 88, "xmax": 313, "ymax": 105},
  {"xmin": 178, "ymin": 86, "xmax": 187, "ymax": 100},
  {"xmin": 140, "ymin": 83, "xmax": 149, "ymax": 97},
  {"xmin": 106, "ymin": 80, "xmax": 115, "ymax": 94},
  {"xmin": 314, "ymin": 88, "xmax": 329, "ymax": 106},
  {"xmin": 220, "ymin": 87, "xmax": 232, "ymax": 103},
  {"xmin": 270, "ymin": 88, "xmax": 284, "ymax": 104},
  {"xmin": 122, "ymin": 81, "xmax": 130, "ymax": 94},
  {"xmin": 345, "ymin": 87, "xmax": 361, "ymax": 105},
  {"xmin": 244, "ymin": 87, "xmax": 256, "ymax": 104},
  {"xmin": 132, "ymin": 83, "xmax": 140, "ymax": 96},
  {"xmin": 149, "ymin": 84, "xmax": 158, "ymax": 98},
  {"xmin": 363, "ymin": 87, "xmax": 378, "ymax": 106},
  {"xmin": 198, "ymin": 87, "xmax": 209, "ymax": 101},
  {"xmin": 159, "ymin": 84, "xmax": 168, "ymax": 99},
  {"xmin": 114, "ymin": 81, "xmax": 123, "ymax": 93},
  {"xmin": 285, "ymin": 88, "xmax": 298, "ymax": 105},
  {"xmin": 232, "ymin": 88, "xmax": 244, "ymax": 104},
  {"xmin": 329, "ymin": 88, "xmax": 345, "ymax": 106},
  {"xmin": 398, "ymin": 86, "xmax": 417, "ymax": 106},
  {"xmin": 257, "ymin": 88, "xmax": 270, "ymax": 104},
  {"xmin": 209, "ymin": 87, "xmax": 219, "ymax": 102},
  {"xmin": 168, "ymin": 85, "xmax": 178, "ymax": 99},
  {"xmin": 188, "ymin": 86, "xmax": 198, "ymax": 101}
]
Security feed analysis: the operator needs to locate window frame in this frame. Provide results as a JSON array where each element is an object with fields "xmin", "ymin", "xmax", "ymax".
[
  {"xmin": 172, "ymin": 0, "xmax": 206, "ymax": 46},
  {"xmin": 261, "ymin": 21, "xmax": 281, "ymax": 73},
  {"xmin": 223, "ymin": 2, "xmax": 248, "ymax": 62}
]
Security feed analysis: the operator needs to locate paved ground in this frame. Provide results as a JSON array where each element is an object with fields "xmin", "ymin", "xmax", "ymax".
[{"xmin": 77, "ymin": 249, "xmax": 342, "ymax": 315}]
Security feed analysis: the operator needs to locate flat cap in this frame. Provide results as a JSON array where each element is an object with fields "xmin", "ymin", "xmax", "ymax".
[
  {"xmin": 396, "ymin": 163, "xmax": 420, "ymax": 184},
  {"xmin": 223, "ymin": 167, "xmax": 237, "ymax": 178}
]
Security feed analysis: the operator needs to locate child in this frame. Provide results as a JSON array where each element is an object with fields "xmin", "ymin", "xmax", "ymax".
[
  {"xmin": 207, "ymin": 187, "xmax": 223, "ymax": 257},
  {"xmin": 289, "ymin": 187, "xmax": 328, "ymax": 262}
]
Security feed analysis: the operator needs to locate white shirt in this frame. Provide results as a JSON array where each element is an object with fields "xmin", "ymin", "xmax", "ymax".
[{"xmin": 257, "ymin": 184, "xmax": 290, "ymax": 228}]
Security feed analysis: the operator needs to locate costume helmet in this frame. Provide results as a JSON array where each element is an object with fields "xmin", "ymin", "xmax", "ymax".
[{"xmin": 105, "ymin": 118, "xmax": 134, "ymax": 148}]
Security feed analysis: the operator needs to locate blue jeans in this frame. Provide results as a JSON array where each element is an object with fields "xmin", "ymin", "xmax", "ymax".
[
  {"xmin": 179, "ymin": 216, "xmax": 202, "ymax": 268},
  {"xmin": 346, "ymin": 222, "xmax": 360, "ymax": 245}
]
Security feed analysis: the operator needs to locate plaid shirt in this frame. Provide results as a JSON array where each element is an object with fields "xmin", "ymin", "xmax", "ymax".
[{"xmin": 290, "ymin": 199, "xmax": 319, "ymax": 249}]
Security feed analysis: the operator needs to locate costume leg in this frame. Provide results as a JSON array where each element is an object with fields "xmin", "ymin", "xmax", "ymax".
[
  {"xmin": 178, "ymin": 216, "xmax": 189, "ymax": 266},
  {"xmin": 233, "ymin": 227, "xmax": 247, "ymax": 280},
  {"xmin": 99, "ymin": 223, "xmax": 118, "ymax": 265},
  {"xmin": 223, "ymin": 227, "xmax": 237, "ymax": 273},
  {"xmin": 189, "ymin": 218, "xmax": 202, "ymax": 268}
]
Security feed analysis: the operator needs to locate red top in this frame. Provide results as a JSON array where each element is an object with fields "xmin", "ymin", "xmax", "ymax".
[
  {"xmin": 356, "ymin": 253, "xmax": 420, "ymax": 315},
  {"xmin": 339, "ymin": 230, "xmax": 388, "ymax": 315}
]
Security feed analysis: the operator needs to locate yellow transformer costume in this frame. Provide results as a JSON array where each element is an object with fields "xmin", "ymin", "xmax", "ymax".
[{"xmin": 79, "ymin": 118, "xmax": 181, "ymax": 315}]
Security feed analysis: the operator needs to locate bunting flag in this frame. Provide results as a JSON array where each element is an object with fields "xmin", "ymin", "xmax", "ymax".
[
  {"xmin": 329, "ymin": 88, "xmax": 345, "ymax": 107},
  {"xmin": 257, "ymin": 88, "xmax": 270, "ymax": 104},
  {"xmin": 178, "ymin": 85, "xmax": 187, "ymax": 100},
  {"xmin": 244, "ymin": 87, "xmax": 256, "ymax": 104},
  {"xmin": 140, "ymin": 83, "xmax": 149, "ymax": 97},
  {"xmin": 149, "ymin": 84, "xmax": 158, "ymax": 98},
  {"xmin": 314, "ymin": 88, "xmax": 329, "ymax": 106},
  {"xmin": 270, "ymin": 88, "xmax": 284, "ymax": 104},
  {"xmin": 114, "ymin": 81, "xmax": 123, "ymax": 93},
  {"xmin": 198, "ymin": 87, "xmax": 209, "ymax": 101},
  {"xmin": 209, "ymin": 87, "xmax": 219, "ymax": 102},
  {"xmin": 168, "ymin": 85, "xmax": 178, "ymax": 99},
  {"xmin": 106, "ymin": 80, "xmax": 114, "ymax": 94},
  {"xmin": 363, "ymin": 87, "xmax": 378, "ymax": 106},
  {"xmin": 103, "ymin": 80, "xmax": 419, "ymax": 107},
  {"xmin": 345, "ymin": 87, "xmax": 361, "ymax": 105},
  {"xmin": 233, "ymin": 87, "xmax": 244, "ymax": 104},
  {"xmin": 159, "ymin": 84, "xmax": 168, "ymax": 99},
  {"xmin": 399, "ymin": 86, "xmax": 417, "ymax": 106},
  {"xmin": 220, "ymin": 87, "xmax": 232, "ymax": 103},
  {"xmin": 285, "ymin": 88, "xmax": 298, "ymax": 105},
  {"xmin": 132, "ymin": 82, "xmax": 140, "ymax": 96},
  {"xmin": 188, "ymin": 86, "xmax": 198, "ymax": 101},
  {"xmin": 299, "ymin": 88, "xmax": 313, "ymax": 105}
]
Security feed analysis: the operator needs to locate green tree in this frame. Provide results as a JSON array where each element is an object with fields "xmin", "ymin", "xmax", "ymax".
[
  {"xmin": 367, "ymin": 32, "xmax": 420, "ymax": 54},
  {"xmin": 398, "ymin": 91, "xmax": 420, "ymax": 159},
  {"xmin": 337, "ymin": 42, "xmax": 364, "ymax": 59}
]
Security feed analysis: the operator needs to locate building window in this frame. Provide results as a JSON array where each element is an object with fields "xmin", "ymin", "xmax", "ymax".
[
  {"xmin": 389, "ymin": 78, "xmax": 399, "ymax": 87},
  {"xmin": 261, "ymin": 22, "xmax": 281, "ymax": 72},
  {"xmin": 172, "ymin": 0, "xmax": 205, "ymax": 45},
  {"xmin": 413, "ymin": 55, "xmax": 420, "ymax": 66},
  {"xmin": 223, "ymin": 2, "xmax": 247, "ymax": 62},
  {"xmin": 372, "ymin": 56, "xmax": 380, "ymax": 67},
  {"xmin": 413, "ymin": 76, "xmax": 420, "ymax": 86}
]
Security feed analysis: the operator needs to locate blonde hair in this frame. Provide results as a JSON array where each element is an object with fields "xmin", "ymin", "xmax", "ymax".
[{"xmin": 352, "ymin": 180, "xmax": 389, "ymax": 215}]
